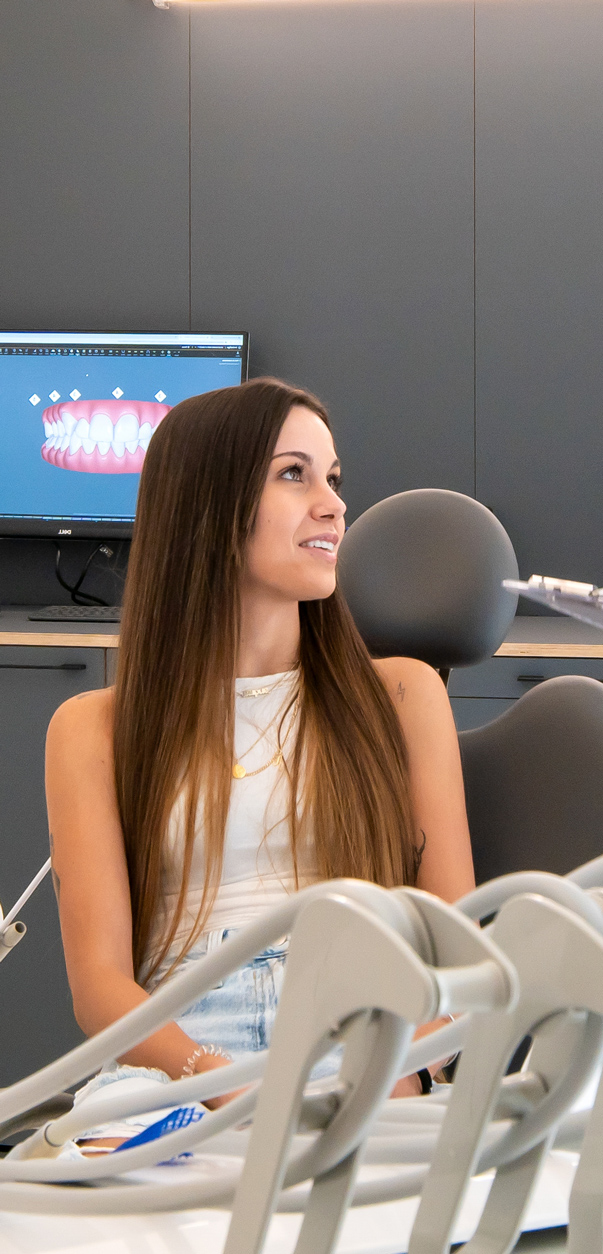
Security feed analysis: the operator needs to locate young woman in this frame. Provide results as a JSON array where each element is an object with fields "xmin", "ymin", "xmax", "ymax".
[{"xmin": 46, "ymin": 378, "xmax": 475, "ymax": 1145}]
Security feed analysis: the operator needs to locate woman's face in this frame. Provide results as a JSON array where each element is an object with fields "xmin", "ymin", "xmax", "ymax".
[{"xmin": 243, "ymin": 405, "xmax": 346, "ymax": 604}]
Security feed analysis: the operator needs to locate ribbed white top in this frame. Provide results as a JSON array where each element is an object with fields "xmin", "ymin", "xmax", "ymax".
[{"xmin": 145, "ymin": 669, "xmax": 316, "ymax": 979}]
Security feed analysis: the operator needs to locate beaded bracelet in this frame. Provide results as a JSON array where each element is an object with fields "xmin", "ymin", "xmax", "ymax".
[{"xmin": 181, "ymin": 1042, "xmax": 233, "ymax": 1077}]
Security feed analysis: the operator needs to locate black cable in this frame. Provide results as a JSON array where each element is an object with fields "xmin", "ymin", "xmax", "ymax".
[{"xmin": 54, "ymin": 543, "xmax": 111, "ymax": 606}]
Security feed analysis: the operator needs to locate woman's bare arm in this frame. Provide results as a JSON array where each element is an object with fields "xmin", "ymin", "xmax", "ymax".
[
  {"xmin": 374, "ymin": 657, "xmax": 475, "ymax": 1095},
  {"xmin": 45, "ymin": 689, "xmax": 229, "ymax": 1087},
  {"xmin": 374, "ymin": 656, "xmax": 475, "ymax": 902}
]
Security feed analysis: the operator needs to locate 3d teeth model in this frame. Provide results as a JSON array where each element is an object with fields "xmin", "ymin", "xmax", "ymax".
[{"xmin": 41, "ymin": 399, "xmax": 171, "ymax": 474}]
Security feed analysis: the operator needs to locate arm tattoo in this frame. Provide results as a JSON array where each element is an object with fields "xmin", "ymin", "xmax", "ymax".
[
  {"xmin": 397, "ymin": 683, "xmax": 406, "ymax": 701},
  {"xmin": 413, "ymin": 829, "xmax": 427, "ymax": 880}
]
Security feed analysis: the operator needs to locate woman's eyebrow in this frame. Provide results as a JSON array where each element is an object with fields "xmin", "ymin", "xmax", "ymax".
[{"xmin": 272, "ymin": 450, "xmax": 341, "ymax": 469}]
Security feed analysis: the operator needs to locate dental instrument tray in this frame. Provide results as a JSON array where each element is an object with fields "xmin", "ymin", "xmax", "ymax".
[{"xmin": 503, "ymin": 574, "xmax": 603, "ymax": 630}]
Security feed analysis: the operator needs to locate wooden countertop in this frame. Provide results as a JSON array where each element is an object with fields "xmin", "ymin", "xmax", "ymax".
[
  {"xmin": 494, "ymin": 615, "xmax": 603, "ymax": 658},
  {"xmin": 0, "ymin": 610, "xmax": 602, "ymax": 657},
  {"xmin": 0, "ymin": 609, "xmax": 120, "ymax": 648}
]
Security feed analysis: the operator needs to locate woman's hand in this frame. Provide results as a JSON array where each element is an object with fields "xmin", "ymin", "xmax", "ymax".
[
  {"xmin": 78, "ymin": 1053, "xmax": 241, "ymax": 1154},
  {"xmin": 193, "ymin": 1051, "xmax": 248, "ymax": 1110},
  {"xmin": 389, "ymin": 1016, "xmax": 457, "ymax": 1099},
  {"xmin": 390, "ymin": 1072, "xmax": 424, "ymax": 1098}
]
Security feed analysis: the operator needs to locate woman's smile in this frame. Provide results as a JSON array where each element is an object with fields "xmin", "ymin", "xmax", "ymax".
[{"xmin": 298, "ymin": 531, "xmax": 339, "ymax": 564}]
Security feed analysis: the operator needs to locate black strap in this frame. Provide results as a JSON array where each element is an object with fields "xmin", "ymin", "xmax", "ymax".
[{"xmin": 417, "ymin": 1067, "xmax": 433, "ymax": 1095}]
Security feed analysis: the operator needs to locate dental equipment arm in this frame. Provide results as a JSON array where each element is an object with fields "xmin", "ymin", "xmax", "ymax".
[
  {"xmin": 0, "ymin": 857, "xmax": 50, "ymax": 934},
  {"xmin": 0, "ymin": 880, "xmax": 517, "ymax": 1223},
  {"xmin": 0, "ymin": 856, "xmax": 52, "ymax": 967},
  {"xmin": 0, "ymin": 921, "xmax": 26, "ymax": 963}
]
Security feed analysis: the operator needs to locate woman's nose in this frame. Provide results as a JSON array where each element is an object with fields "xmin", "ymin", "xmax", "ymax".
[{"xmin": 314, "ymin": 491, "xmax": 346, "ymax": 520}]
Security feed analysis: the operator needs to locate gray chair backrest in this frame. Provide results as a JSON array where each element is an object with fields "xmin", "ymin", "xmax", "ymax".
[
  {"xmin": 459, "ymin": 676, "xmax": 603, "ymax": 884},
  {"xmin": 338, "ymin": 489, "xmax": 519, "ymax": 669}
]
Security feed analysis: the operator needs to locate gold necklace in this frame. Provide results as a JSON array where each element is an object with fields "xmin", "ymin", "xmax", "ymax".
[
  {"xmin": 233, "ymin": 694, "xmax": 300, "ymax": 779},
  {"xmin": 233, "ymin": 688, "xmax": 295, "ymax": 766},
  {"xmin": 237, "ymin": 673, "xmax": 293, "ymax": 699}
]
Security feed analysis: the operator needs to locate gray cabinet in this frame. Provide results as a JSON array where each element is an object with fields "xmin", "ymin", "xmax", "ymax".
[
  {"xmin": 0, "ymin": 647, "xmax": 105, "ymax": 1086},
  {"xmin": 449, "ymin": 656, "xmax": 603, "ymax": 732}
]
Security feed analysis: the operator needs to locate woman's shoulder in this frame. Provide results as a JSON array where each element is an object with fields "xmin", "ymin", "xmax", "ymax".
[
  {"xmin": 372, "ymin": 655, "xmax": 446, "ymax": 700},
  {"xmin": 47, "ymin": 685, "xmax": 115, "ymax": 756}
]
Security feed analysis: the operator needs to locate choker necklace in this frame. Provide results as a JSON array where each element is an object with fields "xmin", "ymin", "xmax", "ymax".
[
  {"xmin": 238, "ymin": 681, "xmax": 281, "ymax": 699},
  {"xmin": 237, "ymin": 670, "xmax": 297, "ymax": 700}
]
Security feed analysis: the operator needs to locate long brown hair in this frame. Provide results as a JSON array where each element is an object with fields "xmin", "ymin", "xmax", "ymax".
[{"xmin": 113, "ymin": 378, "xmax": 418, "ymax": 983}]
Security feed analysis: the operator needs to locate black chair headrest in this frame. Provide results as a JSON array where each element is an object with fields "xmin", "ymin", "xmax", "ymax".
[{"xmin": 338, "ymin": 489, "xmax": 519, "ymax": 669}]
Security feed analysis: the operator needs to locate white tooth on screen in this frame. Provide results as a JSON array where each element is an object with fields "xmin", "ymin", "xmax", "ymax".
[
  {"xmin": 45, "ymin": 435, "xmax": 56, "ymax": 449},
  {"xmin": 74, "ymin": 418, "xmax": 90, "ymax": 440},
  {"xmin": 60, "ymin": 434, "xmax": 70, "ymax": 452},
  {"xmin": 112, "ymin": 440, "xmax": 126, "ymax": 458},
  {"xmin": 97, "ymin": 441, "xmax": 111, "ymax": 456},
  {"xmin": 43, "ymin": 421, "xmax": 52, "ymax": 438},
  {"xmin": 51, "ymin": 421, "xmax": 58, "ymax": 437},
  {"xmin": 125, "ymin": 440, "xmax": 138, "ymax": 455},
  {"xmin": 56, "ymin": 419, "xmax": 65, "ymax": 439},
  {"xmin": 138, "ymin": 422, "xmax": 152, "ymax": 451},
  {"xmin": 69, "ymin": 434, "xmax": 82, "ymax": 455},
  {"xmin": 114, "ymin": 413, "xmax": 139, "ymax": 445},
  {"xmin": 82, "ymin": 438, "xmax": 95, "ymax": 455},
  {"xmin": 89, "ymin": 413, "xmax": 113, "ymax": 445},
  {"xmin": 62, "ymin": 413, "xmax": 77, "ymax": 437}
]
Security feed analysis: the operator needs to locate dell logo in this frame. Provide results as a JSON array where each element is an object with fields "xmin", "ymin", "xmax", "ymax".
[{"xmin": 58, "ymin": 528, "xmax": 72, "ymax": 535}]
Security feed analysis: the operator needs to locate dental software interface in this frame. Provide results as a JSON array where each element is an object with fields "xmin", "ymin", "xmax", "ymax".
[{"xmin": 0, "ymin": 332, "xmax": 247, "ymax": 535}]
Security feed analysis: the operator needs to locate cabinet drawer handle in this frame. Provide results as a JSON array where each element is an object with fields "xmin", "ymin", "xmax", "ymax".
[
  {"xmin": 517, "ymin": 674, "xmax": 545, "ymax": 684},
  {"xmin": 0, "ymin": 663, "xmax": 86, "ymax": 672}
]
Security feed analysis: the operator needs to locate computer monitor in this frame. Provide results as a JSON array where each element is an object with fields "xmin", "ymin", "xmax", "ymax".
[{"xmin": 0, "ymin": 330, "xmax": 249, "ymax": 539}]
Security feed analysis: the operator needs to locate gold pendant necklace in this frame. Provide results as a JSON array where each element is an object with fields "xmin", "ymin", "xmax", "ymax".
[
  {"xmin": 232, "ymin": 695, "xmax": 299, "ymax": 779},
  {"xmin": 233, "ymin": 750, "xmax": 283, "ymax": 780}
]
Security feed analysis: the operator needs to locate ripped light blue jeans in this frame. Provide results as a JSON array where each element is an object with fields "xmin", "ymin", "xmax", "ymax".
[
  {"xmin": 74, "ymin": 928, "xmax": 339, "ymax": 1140},
  {"xmin": 173, "ymin": 928, "xmax": 289, "ymax": 1057}
]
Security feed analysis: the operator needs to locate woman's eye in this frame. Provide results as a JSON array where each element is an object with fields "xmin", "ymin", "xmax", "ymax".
[
  {"xmin": 328, "ymin": 474, "xmax": 343, "ymax": 493},
  {"xmin": 281, "ymin": 463, "xmax": 304, "ymax": 482}
]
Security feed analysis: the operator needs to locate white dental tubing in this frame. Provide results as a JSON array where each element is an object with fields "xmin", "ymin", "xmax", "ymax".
[
  {"xmin": 28, "ymin": 1013, "xmax": 468, "ymax": 1156},
  {"xmin": 0, "ymin": 921, "xmax": 26, "ymax": 964},
  {"xmin": 0, "ymin": 857, "xmax": 51, "ymax": 934}
]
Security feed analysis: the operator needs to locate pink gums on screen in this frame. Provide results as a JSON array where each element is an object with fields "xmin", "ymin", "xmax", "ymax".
[{"xmin": 40, "ymin": 399, "xmax": 171, "ymax": 473}]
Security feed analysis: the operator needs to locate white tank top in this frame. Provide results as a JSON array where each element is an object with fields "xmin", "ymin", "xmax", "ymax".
[{"xmin": 144, "ymin": 669, "xmax": 317, "ymax": 976}]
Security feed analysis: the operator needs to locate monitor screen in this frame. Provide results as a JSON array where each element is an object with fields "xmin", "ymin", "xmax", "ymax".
[{"xmin": 0, "ymin": 330, "xmax": 249, "ymax": 538}]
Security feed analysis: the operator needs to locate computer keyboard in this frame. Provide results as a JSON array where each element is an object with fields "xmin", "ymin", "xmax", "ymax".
[{"xmin": 28, "ymin": 605, "xmax": 122, "ymax": 623}]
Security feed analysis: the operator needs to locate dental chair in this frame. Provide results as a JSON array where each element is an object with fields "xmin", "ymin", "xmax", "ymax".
[{"xmin": 460, "ymin": 675, "xmax": 603, "ymax": 884}]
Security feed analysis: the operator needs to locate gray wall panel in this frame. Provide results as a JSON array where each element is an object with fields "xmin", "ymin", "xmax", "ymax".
[
  {"xmin": 476, "ymin": 1, "xmax": 603, "ymax": 584},
  {"xmin": 0, "ymin": 0, "xmax": 190, "ymax": 333},
  {"xmin": 190, "ymin": 3, "xmax": 475, "ymax": 522}
]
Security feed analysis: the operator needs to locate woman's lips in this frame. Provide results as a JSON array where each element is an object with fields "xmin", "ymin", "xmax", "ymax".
[
  {"xmin": 40, "ymin": 398, "xmax": 171, "ymax": 474},
  {"xmin": 299, "ymin": 541, "xmax": 338, "ymax": 564}
]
